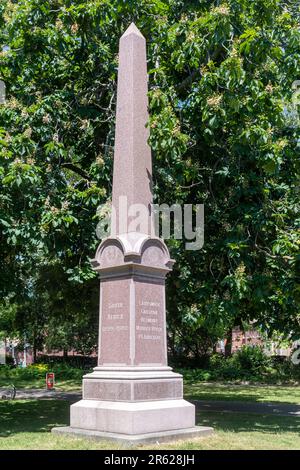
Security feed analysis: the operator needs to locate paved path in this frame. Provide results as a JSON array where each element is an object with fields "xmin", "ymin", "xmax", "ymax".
[{"xmin": 1, "ymin": 388, "xmax": 299, "ymax": 417}]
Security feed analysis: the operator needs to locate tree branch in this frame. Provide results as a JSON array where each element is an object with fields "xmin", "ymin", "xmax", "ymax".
[{"xmin": 61, "ymin": 163, "xmax": 91, "ymax": 181}]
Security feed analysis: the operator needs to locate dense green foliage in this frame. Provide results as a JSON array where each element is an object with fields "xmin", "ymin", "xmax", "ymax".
[
  {"xmin": 0, "ymin": 362, "xmax": 87, "ymax": 381},
  {"xmin": 0, "ymin": 0, "xmax": 299, "ymax": 357},
  {"xmin": 1, "ymin": 346, "xmax": 299, "ymax": 385},
  {"xmin": 179, "ymin": 346, "xmax": 300, "ymax": 383}
]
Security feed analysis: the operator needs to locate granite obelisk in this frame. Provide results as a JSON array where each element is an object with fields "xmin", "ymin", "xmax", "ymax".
[{"xmin": 53, "ymin": 23, "xmax": 212, "ymax": 444}]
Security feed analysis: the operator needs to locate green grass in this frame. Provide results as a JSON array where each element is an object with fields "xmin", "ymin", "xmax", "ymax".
[
  {"xmin": 0, "ymin": 364, "xmax": 86, "ymax": 391},
  {"xmin": 184, "ymin": 382, "xmax": 300, "ymax": 404},
  {"xmin": 0, "ymin": 399, "xmax": 299, "ymax": 450},
  {"xmin": 0, "ymin": 376, "xmax": 82, "ymax": 391},
  {"xmin": 1, "ymin": 367, "xmax": 299, "ymax": 449},
  {"xmin": 2, "ymin": 375, "xmax": 300, "ymax": 405}
]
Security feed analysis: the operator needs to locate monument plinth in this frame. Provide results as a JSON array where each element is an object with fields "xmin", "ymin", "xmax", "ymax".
[{"xmin": 52, "ymin": 23, "xmax": 212, "ymax": 445}]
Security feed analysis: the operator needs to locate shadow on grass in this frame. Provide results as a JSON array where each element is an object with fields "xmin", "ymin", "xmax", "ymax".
[
  {"xmin": 0, "ymin": 378, "xmax": 45, "ymax": 390},
  {"xmin": 1, "ymin": 398, "xmax": 299, "ymax": 441},
  {"xmin": 192, "ymin": 399, "xmax": 300, "ymax": 417},
  {"xmin": 0, "ymin": 378, "xmax": 82, "ymax": 391},
  {"xmin": 0, "ymin": 399, "xmax": 73, "ymax": 437},
  {"xmin": 197, "ymin": 410, "xmax": 300, "ymax": 435}
]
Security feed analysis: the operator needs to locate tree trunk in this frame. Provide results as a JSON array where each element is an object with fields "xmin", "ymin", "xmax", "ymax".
[
  {"xmin": 224, "ymin": 330, "xmax": 232, "ymax": 357},
  {"xmin": 32, "ymin": 331, "xmax": 37, "ymax": 363},
  {"xmin": 33, "ymin": 344, "xmax": 37, "ymax": 363}
]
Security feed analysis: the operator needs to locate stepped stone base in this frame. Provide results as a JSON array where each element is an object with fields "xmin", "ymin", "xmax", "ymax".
[
  {"xmin": 51, "ymin": 368, "xmax": 214, "ymax": 443},
  {"xmin": 69, "ymin": 399, "xmax": 195, "ymax": 435},
  {"xmin": 82, "ymin": 367, "xmax": 183, "ymax": 402},
  {"xmin": 52, "ymin": 425, "xmax": 213, "ymax": 446}
]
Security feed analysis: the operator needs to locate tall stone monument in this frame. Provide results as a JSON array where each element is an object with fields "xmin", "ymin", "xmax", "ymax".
[{"xmin": 53, "ymin": 23, "xmax": 212, "ymax": 444}]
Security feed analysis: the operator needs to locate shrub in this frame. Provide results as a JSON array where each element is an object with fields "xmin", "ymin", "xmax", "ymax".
[
  {"xmin": 5, "ymin": 356, "xmax": 15, "ymax": 366},
  {"xmin": 50, "ymin": 363, "xmax": 88, "ymax": 380},
  {"xmin": 0, "ymin": 362, "xmax": 89, "ymax": 383},
  {"xmin": 178, "ymin": 347, "xmax": 299, "ymax": 383},
  {"xmin": 36, "ymin": 355, "xmax": 97, "ymax": 368},
  {"xmin": 234, "ymin": 345, "xmax": 272, "ymax": 375},
  {"xmin": 0, "ymin": 364, "xmax": 13, "ymax": 377}
]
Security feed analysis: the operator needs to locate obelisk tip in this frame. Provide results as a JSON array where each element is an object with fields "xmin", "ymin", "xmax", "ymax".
[{"xmin": 121, "ymin": 22, "xmax": 144, "ymax": 39}]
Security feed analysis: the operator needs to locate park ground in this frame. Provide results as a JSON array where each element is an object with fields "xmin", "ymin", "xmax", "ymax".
[{"xmin": 0, "ymin": 375, "xmax": 299, "ymax": 450}]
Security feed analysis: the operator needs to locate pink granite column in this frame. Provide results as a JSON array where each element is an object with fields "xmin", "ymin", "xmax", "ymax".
[{"xmin": 112, "ymin": 23, "xmax": 154, "ymax": 237}]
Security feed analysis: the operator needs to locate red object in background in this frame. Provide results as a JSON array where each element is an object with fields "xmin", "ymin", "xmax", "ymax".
[{"xmin": 46, "ymin": 372, "xmax": 55, "ymax": 389}]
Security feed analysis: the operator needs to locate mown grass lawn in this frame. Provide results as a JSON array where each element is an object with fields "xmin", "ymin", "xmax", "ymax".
[
  {"xmin": 184, "ymin": 382, "xmax": 300, "ymax": 404},
  {"xmin": 0, "ymin": 376, "xmax": 82, "ymax": 391},
  {"xmin": 1, "ymin": 374, "xmax": 300, "ymax": 404},
  {"xmin": 1, "ymin": 372, "xmax": 299, "ymax": 450},
  {"xmin": 0, "ymin": 399, "xmax": 299, "ymax": 450}
]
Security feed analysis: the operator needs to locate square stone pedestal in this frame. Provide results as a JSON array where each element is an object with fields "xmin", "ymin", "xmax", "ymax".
[
  {"xmin": 70, "ymin": 398, "xmax": 195, "ymax": 435},
  {"xmin": 52, "ymin": 367, "xmax": 213, "ymax": 446}
]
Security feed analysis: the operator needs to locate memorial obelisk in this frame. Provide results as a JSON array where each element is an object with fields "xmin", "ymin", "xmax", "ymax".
[{"xmin": 53, "ymin": 23, "xmax": 212, "ymax": 444}]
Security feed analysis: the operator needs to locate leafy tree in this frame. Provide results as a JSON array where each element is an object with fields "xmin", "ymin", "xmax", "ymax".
[{"xmin": 0, "ymin": 0, "xmax": 299, "ymax": 359}]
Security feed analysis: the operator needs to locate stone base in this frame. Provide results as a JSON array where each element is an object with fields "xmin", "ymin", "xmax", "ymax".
[
  {"xmin": 69, "ymin": 399, "xmax": 195, "ymax": 435},
  {"xmin": 52, "ymin": 368, "xmax": 214, "ymax": 446},
  {"xmin": 82, "ymin": 367, "xmax": 183, "ymax": 402},
  {"xmin": 52, "ymin": 425, "xmax": 213, "ymax": 446}
]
